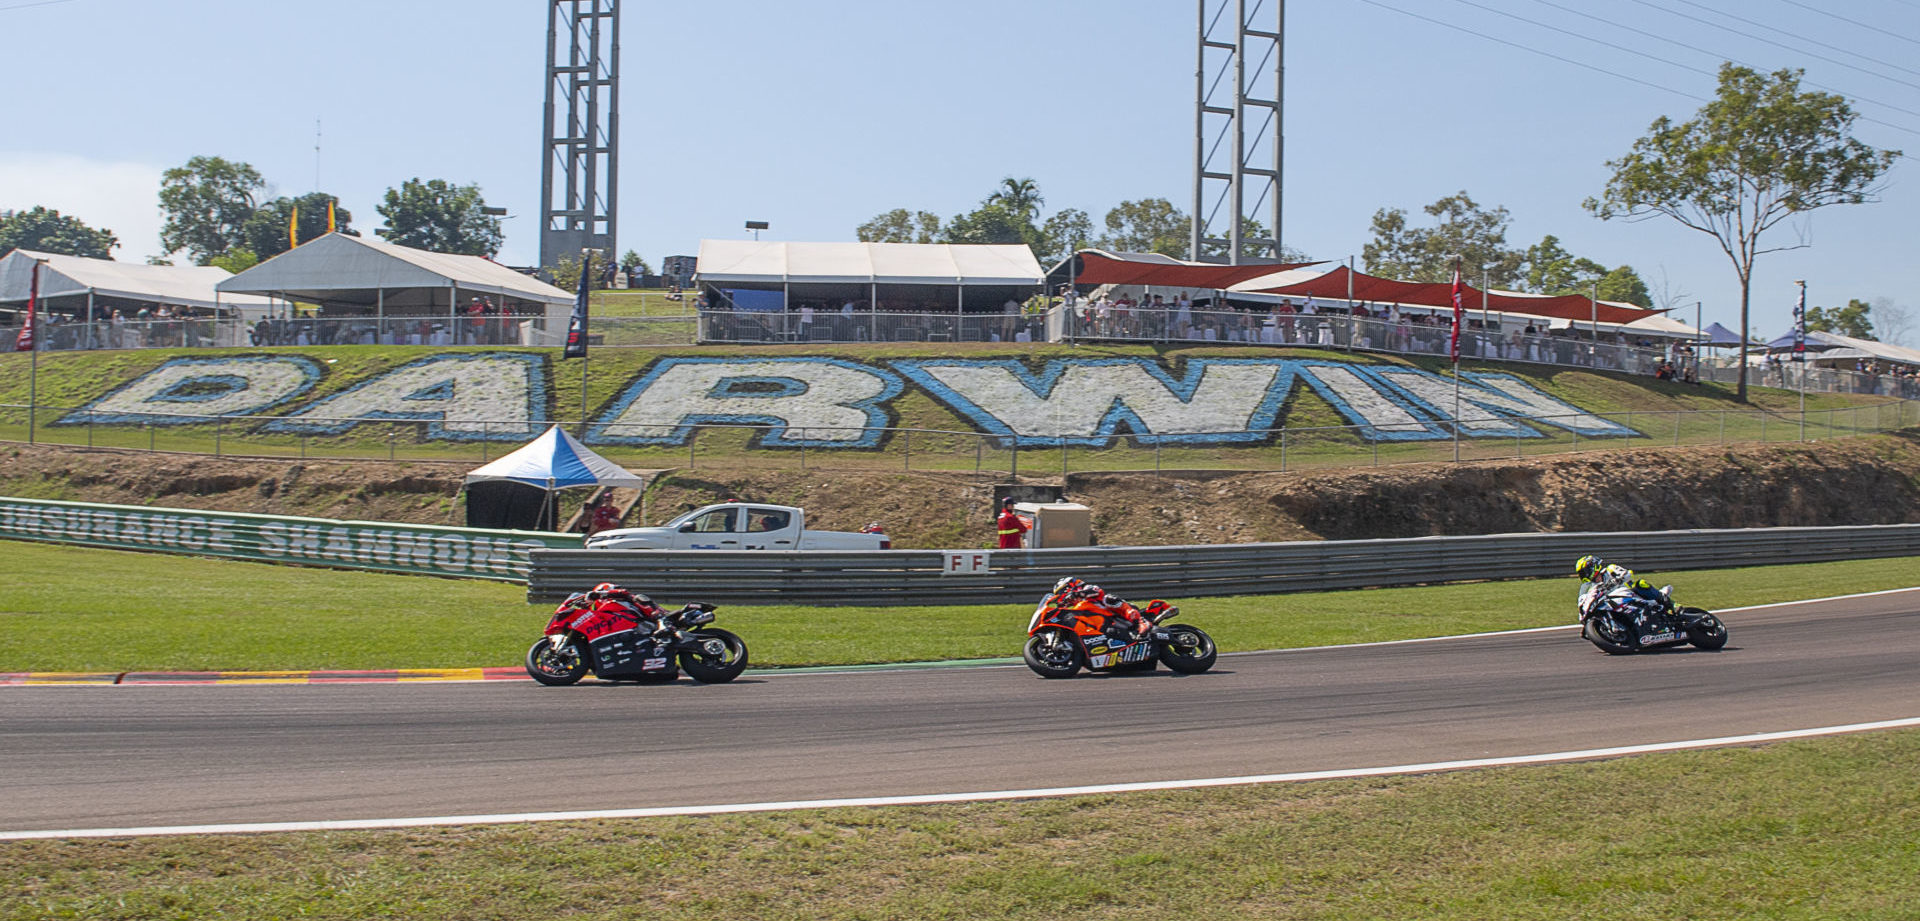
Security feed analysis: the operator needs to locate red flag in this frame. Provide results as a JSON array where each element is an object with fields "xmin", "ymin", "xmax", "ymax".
[
  {"xmin": 13, "ymin": 261, "xmax": 38, "ymax": 353},
  {"xmin": 1448, "ymin": 263, "xmax": 1464, "ymax": 363}
]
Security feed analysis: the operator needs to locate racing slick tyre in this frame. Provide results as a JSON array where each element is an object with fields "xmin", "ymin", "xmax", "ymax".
[
  {"xmin": 1680, "ymin": 608, "xmax": 1729, "ymax": 651},
  {"xmin": 1024, "ymin": 629, "xmax": 1085, "ymax": 679},
  {"xmin": 526, "ymin": 637, "xmax": 589, "ymax": 686},
  {"xmin": 1582, "ymin": 617, "xmax": 1636, "ymax": 656},
  {"xmin": 679, "ymin": 628, "xmax": 750, "ymax": 684},
  {"xmin": 1156, "ymin": 624, "xmax": 1217, "ymax": 674}
]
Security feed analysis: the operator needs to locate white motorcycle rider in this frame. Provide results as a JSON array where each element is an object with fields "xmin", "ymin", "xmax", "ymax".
[{"xmin": 1574, "ymin": 555, "xmax": 1728, "ymax": 655}]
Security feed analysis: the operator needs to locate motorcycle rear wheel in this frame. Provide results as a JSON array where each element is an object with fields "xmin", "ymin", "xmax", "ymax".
[
  {"xmin": 679, "ymin": 628, "xmax": 749, "ymax": 684},
  {"xmin": 1680, "ymin": 607, "xmax": 1728, "ymax": 651},
  {"xmin": 1024, "ymin": 629, "xmax": 1084, "ymax": 679},
  {"xmin": 526, "ymin": 638, "xmax": 589, "ymax": 686},
  {"xmin": 1157, "ymin": 624, "xmax": 1217, "ymax": 674},
  {"xmin": 1582, "ymin": 617, "xmax": 1635, "ymax": 655}
]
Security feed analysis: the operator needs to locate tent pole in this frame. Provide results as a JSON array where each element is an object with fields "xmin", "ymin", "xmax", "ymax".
[
  {"xmin": 87, "ymin": 290, "xmax": 96, "ymax": 350},
  {"xmin": 377, "ymin": 288, "xmax": 385, "ymax": 344},
  {"xmin": 546, "ymin": 476, "xmax": 556, "ymax": 532}
]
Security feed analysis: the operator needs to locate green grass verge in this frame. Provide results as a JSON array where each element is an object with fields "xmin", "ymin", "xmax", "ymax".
[
  {"xmin": 1, "ymin": 540, "xmax": 1914, "ymax": 672},
  {"xmin": 5, "ymin": 728, "xmax": 1919, "ymax": 919}
]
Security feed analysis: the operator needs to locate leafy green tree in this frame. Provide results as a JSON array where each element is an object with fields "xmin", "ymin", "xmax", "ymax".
[
  {"xmin": 1197, "ymin": 216, "xmax": 1308, "ymax": 263},
  {"xmin": 0, "ymin": 206, "xmax": 118, "ymax": 258},
  {"xmin": 1804, "ymin": 298, "xmax": 1877, "ymax": 340},
  {"xmin": 1100, "ymin": 198, "xmax": 1187, "ymax": 257},
  {"xmin": 375, "ymin": 179, "xmax": 504, "ymax": 257},
  {"xmin": 208, "ymin": 247, "xmax": 259, "ymax": 274},
  {"xmin": 1596, "ymin": 265, "xmax": 1652, "ymax": 308},
  {"xmin": 1364, "ymin": 191, "xmax": 1523, "ymax": 286},
  {"xmin": 549, "ymin": 250, "xmax": 613, "ymax": 292},
  {"xmin": 986, "ymin": 177, "xmax": 1044, "ymax": 222},
  {"xmin": 619, "ymin": 250, "xmax": 652, "ymax": 275},
  {"xmin": 1038, "ymin": 208, "xmax": 1094, "ymax": 266},
  {"xmin": 856, "ymin": 208, "xmax": 943, "ymax": 244},
  {"xmin": 1518, "ymin": 235, "xmax": 1651, "ymax": 307},
  {"xmin": 943, "ymin": 202, "xmax": 1039, "ymax": 247},
  {"xmin": 158, "ymin": 156, "xmax": 265, "ymax": 265},
  {"xmin": 242, "ymin": 193, "xmax": 354, "ymax": 261},
  {"xmin": 1586, "ymin": 63, "xmax": 1899, "ymax": 400}
]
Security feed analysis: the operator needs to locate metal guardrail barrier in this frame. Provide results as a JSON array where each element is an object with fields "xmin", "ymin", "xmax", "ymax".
[
  {"xmin": 527, "ymin": 524, "xmax": 1920, "ymax": 605},
  {"xmin": 0, "ymin": 497, "xmax": 579, "ymax": 581}
]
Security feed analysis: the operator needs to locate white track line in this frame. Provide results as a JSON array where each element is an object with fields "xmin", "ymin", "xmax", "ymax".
[{"xmin": 6, "ymin": 715, "xmax": 1919, "ymax": 840}]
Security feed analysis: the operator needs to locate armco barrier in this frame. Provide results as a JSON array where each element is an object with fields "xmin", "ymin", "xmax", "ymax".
[
  {"xmin": 0, "ymin": 497, "xmax": 579, "ymax": 581},
  {"xmin": 527, "ymin": 524, "xmax": 1920, "ymax": 605}
]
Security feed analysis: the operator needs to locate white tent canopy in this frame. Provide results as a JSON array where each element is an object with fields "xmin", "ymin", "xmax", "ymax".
[
  {"xmin": 465, "ymin": 426, "xmax": 647, "ymax": 490},
  {"xmin": 217, "ymin": 233, "xmax": 573, "ymax": 310},
  {"xmin": 695, "ymin": 240, "xmax": 1045, "ymax": 286},
  {"xmin": 0, "ymin": 248, "xmax": 273, "ymax": 312}
]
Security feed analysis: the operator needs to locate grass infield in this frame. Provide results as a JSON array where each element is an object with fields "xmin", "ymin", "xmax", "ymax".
[
  {"xmin": 3, "ymin": 729, "xmax": 1917, "ymax": 919},
  {"xmin": 0, "ymin": 540, "xmax": 1915, "ymax": 673}
]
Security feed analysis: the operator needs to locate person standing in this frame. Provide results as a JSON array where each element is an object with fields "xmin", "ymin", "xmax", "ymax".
[{"xmin": 995, "ymin": 498, "xmax": 1029, "ymax": 549}]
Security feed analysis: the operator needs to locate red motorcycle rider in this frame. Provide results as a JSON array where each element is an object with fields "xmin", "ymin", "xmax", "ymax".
[
  {"xmin": 559, "ymin": 582, "xmax": 668, "ymax": 636},
  {"xmin": 1051, "ymin": 577, "xmax": 1152, "ymax": 637}
]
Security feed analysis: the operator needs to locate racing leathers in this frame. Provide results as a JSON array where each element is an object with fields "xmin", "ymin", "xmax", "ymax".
[
  {"xmin": 1068, "ymin": 583, "xmax": 1152, "ymax": 637},
  {"xmin": 1587, "ymin": 563, "xmax": 1670, "ymax": 631}
]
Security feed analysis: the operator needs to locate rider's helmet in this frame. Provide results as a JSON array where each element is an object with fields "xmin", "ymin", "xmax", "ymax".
[
  {"xmin": 1573, "ymin": 555, "xmax": 1603, "ymax": 581},
  {"xmin": 589, "ymin": 582, "xmax": 622, "ymax": 599},
  {"xmin": 1052, "ymin": 576, "xmax": 1086, "ymax": 597}
]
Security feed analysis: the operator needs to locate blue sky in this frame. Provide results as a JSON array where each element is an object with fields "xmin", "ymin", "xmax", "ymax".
[{"xmin": 2, "ymin": 0, "xmax": 1915, "ymax": 341}]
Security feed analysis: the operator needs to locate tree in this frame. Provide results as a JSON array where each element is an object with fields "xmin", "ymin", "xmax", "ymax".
[
  {"xmin": 856, "ymin": 208, "xmax": 943, "ymax": 244},
  {"xmin": 0, "ymin": 206, "xmax": 118, "ymax": 258},
  {"xmin": 158, "ymin": 156, "xmax": 265, "ymax": 265},
  {"xmin": 1871, "ymin": 298, "xmax": 1911, "ymax": 347},
  {"xmin": 1586, "ymin": 63, "xmax": 1899, "ymax": 400},
  {"xmin": 943, "ymin": 202, "xmax": 1039, "ymax": 247},
  {"xmin": 1100, "ymin": 198, "xmax": 1187, "ymax": 257},
  {"xmin": 1363, "ymin": 191, "xmax": 1523, "ymax": 286},
  {"xmin": 1596, "ymin": 265, "xmax": 1653, "ymax": 308},
  {"xmin": 986, "ymin": 177, "xmax": 1044, "ymax": 222},
  {"xmin": 1517, "ymin": 235, "xmax": 1652, "ymax": 307},
  {"xmin": 1804, "ymin": 298, "xmax": 1877, "ymax": 340},
  {"xmin": 1038, "ymin": 208, "xmax": 1094, "ymax": 266},
  {"xmin": 208, "ymin": 247, "xmax": 259, "ymax": 274},
  {"xmin": 1197, "ymin": 216, "xmax": 1309, "ymax": 263},
  {"xmin": 620, "ymin": 250, "xmax": 651, "ymax": 275},
  {"xmin": 549, "ymin": 249, "xmax": 614, "ymax": 292},
  {"xmin": 376, "ymin": 179, "xmax": 504, "ymax": 257},
  {"xmin": 243, "ymin": 193, "xmax": 354, "ymax": 261}
]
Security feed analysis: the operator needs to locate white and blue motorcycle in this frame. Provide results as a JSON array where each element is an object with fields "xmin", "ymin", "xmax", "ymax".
[{"xmin": 1577, "ymin": 578, "xmax": 1729, "ymax": 655}]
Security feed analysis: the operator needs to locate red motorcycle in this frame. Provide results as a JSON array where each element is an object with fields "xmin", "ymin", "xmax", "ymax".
[
  {"xmin": 1023, "ymin": 591, "xmax": 1217, "ymax": 679},
  {"xmin": 526, "ymin": 589, "xmax": 748, "ymax": 686}
]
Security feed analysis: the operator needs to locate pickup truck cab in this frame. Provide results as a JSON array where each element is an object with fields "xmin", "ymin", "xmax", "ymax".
[{"xmin": 584, "ymin": 503, "xmax": 890, "ymax": 551}]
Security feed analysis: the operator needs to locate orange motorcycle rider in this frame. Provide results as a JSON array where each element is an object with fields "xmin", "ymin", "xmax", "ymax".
[{"xmin": 1050, "ymin": 577, "xmax": 1152, "ymax": 638}]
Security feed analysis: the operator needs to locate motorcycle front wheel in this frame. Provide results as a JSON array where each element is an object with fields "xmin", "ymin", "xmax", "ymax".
[
  {"xmin": 1582, "ymin": 616, "xmax": 1635, "ymax": 655},
  {"xmin": 679, "ymin": 628, "xmax": 749, "ymax": 684},
  {"xmin": 1023, "ymin": 629, "xmax": 1084, "ymax": 679},
  {"xmin": 1680, "ymin": 607, "xmax": 1728, "ymax": 650},
  {"xmin": 526, "ymin": 637, "xmax": 589, "ymax": 686},
  {"xmin": 1156, "ymin": 624, "xmax": 1217, "ymax": 674}
]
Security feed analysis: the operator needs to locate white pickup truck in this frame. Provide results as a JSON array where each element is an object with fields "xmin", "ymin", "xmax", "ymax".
[{"xmin": 584, "ymin": 503, "xmax": 891, "ymax": 551}]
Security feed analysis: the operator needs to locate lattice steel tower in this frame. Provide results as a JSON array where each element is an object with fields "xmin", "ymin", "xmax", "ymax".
[
  {"xmin": 540, "ymin": 0, "xmax": 620, "ymax": 271},
  {"xmin": 1192, "ymin": 0, "xmax": 1283, "ymax": 264}
]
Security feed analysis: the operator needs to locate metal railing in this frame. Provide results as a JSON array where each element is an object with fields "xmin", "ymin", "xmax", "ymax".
[
  {"xmin": 527, "ymin": 523, "xmax": 1920, "ymax": 604},
  {"xmin": 2, "ymin": 315, "xmax": 702, "ymax": 352},
  {"xmin": 3, "ymin": 400, "xmax": 1913, "ymax": 475}
]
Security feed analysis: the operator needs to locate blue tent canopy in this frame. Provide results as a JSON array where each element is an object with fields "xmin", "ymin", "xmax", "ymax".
[
  {"xmin": 1702, "ymin": 322, "xmax": 1753, "ymax": 347},
  {"xmin": 463, "ymin": 426, "xmax": 647, "ymax": 490}
]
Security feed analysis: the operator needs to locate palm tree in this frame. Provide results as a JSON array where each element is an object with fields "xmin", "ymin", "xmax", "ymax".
[{"xmin": 987, "ymin": 177, "xmax": 1044, "ymax": 221}]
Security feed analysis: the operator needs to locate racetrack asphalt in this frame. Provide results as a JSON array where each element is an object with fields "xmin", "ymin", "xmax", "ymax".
[{"xmin": 2, "ymin": 589, "xmax": 1916, "ymax": 836}]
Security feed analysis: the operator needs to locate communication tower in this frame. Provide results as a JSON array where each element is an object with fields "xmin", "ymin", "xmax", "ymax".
[
  {"xmin": 541, "ymin": 0, "xmax": 620, "ymax": 270},
  {"xmin": 1192, "ymin": 0, "xmax": 1283, "ymax": 264}
]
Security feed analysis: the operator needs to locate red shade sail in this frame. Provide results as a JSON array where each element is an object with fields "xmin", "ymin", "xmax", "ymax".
[
  {"xmin": 1248, "ymin": 266, "xmax": 1658, "ymax": 324},
  {"xmin": 1069, "ymin": 250, "xmax": 1323, "ymax": 289}
]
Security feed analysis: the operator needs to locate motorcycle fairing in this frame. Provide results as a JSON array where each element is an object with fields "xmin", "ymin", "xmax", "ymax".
[{"xmin": 589, "ymin": 629, "xmax": 676, "ymax": 678}]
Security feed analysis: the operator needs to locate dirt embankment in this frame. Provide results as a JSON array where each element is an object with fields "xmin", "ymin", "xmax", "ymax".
[{"xmin": 4, "ymin": 434, "xmax": 1919, "ymax": 546}]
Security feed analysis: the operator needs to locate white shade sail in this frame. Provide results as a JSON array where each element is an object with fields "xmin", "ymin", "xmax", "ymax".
[
  {"xmin": 696, "ymin": 240, "xmax": 1045, "ymax": 286},
  {"xmin": 0, "ymin": 248, "xmax": 273, "ymax": 311}
]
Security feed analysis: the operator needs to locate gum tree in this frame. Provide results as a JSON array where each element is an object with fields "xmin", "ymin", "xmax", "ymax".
[{"xmin": 1586, "ymin": 64, "xmax": 1898, "ymax": 401}]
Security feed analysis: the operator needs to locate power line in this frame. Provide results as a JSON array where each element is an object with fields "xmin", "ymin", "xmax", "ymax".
[
  {"xmin": 0, "ymin": 0, "xmax": 74, "ymax": 10},
  {"xmin": 1772, "ymin": 0, "xmax": 1920, "ymax": 47},
  {"xmin": 1515, "ymin": 0, "xmax": 1920, "ymax": 126},
  {"xmin": 1638, "ymin": 0, "xmax": 1920, "ymax": 85},
  {"xmin": 1350, "ymin": 0, "xmax": 1708, "ymax": 103}
]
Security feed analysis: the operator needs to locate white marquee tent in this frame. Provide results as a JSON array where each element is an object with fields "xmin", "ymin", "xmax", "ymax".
[
  {"xmin": 217, "ymin": 233, "xmax": 573, "ymax": 313},
  {"xmin": 695, "ymin": 240, "xmax": 1045, "ymax": 286},
  {"xmin": 0, "ymin": 248, "xmax": 273, "ymax": 316}
]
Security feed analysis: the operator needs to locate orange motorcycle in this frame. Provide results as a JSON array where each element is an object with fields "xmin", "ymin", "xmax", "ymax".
[{"xmin": 1023, "ymin": 591, "xmax": 1217, "ymax": 679}]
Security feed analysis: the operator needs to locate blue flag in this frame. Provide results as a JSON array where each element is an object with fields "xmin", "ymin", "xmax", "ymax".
[{"xmin": 562, "ymin": 255, "xmax": 591, "ymax": 360}]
